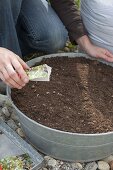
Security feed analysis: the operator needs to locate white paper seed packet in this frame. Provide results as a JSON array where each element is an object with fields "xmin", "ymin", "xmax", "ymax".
[{"xmin": 26, "ymin": 64, "xmax": 52, "ymax": 81}]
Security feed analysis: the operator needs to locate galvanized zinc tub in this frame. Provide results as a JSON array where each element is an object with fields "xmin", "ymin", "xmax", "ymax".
[{"xmin": 7, "ymin": 53, "xmax": 113, "ymax": 162}]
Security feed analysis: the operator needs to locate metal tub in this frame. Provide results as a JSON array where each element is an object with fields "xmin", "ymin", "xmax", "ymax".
[{"xmin": 7, "ymin": 53, "xmax": 113, "ymax": 162}]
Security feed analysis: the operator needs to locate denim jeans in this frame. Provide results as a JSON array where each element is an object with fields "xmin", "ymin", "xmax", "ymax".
[
  {"xmin": 0, "ymin": 0, "xmax": 22, "ymax": 56},
  {"xmin": 17, "ymin": 0, "xmax": 68, "ymax": 56},
  {"xmin": 0, "ymin": 0, "xmax": 68, "ymax": 57}
]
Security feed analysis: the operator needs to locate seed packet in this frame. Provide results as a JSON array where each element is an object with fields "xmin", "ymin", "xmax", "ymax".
[{"xmin": 26, "ymin": 64, "xmax": 52, "ymax": 81}]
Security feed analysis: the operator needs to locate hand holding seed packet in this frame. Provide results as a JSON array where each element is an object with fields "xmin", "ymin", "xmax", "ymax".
[{"xmin": 26, "ymin": 64, "xmax": 52, "ymax": 81}]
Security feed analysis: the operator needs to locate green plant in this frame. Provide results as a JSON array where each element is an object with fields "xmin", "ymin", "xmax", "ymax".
[{"xmin": 75, "ymin": 0, "xmax": 80, "ymax": 9}]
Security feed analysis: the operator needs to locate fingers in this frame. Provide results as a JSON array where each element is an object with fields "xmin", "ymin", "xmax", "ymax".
[
  {"xmin": 86, "ymin": 43, "xmax": 113, "ymax": 62},
  {"xmin": 17, "ymin": 55, "xmax": 30, "ymax": 70},
  {"xmin": 0, "ymin": 48, "xmax": 30, "ymax": 89},
  {"xmin": 103, "ymin": 53, "xmax": 113, "ymax": 62},
  {"xmin": 97, "ymin": 53, "xmax": 113, "ymax": 62},
  {"xmin": 4, "ymin": 65, "xmax": 25, "ymax": 89},
  {"xmin": 11, "ymin": 58, "xmax": 29, "ymax": 84},
  {"xmin": 96, "ymin": 49, "xmax": 113, "ymax": 62},
  {"xmin": 104, "ymin": 56, "xmax": 113, "ymax": 62},
  {"xmin": 1, "ymin": 60, "xmax": 29, "ymax": 89},
  {"xmin": 105, "ymin": 51, "xmax": 113, "ymax": 59}
]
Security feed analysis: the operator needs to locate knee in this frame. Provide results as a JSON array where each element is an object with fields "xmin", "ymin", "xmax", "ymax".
[
  {"xmin": 29, "ymin": 28, "xmax": 68, "ymax": 53},
  {"xmin": 46, "ymin": 28, "xmax": 68, "ymax": 52}
]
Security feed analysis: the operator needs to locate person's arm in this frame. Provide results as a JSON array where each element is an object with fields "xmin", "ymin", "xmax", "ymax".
[
  {"xmin": 51, "ymin": 0, "xmax": 85, "ymax": 43},
  {"xmin": 51, "ymin": 0, "xmax": 113, "ymax": 62},
  {"xmin": 0, "ymin": 47, "xmax": 30, "ymax": 89},
  {"xmin": 77, "ymin": 35, "xmax": 113, "ymax": 62}
]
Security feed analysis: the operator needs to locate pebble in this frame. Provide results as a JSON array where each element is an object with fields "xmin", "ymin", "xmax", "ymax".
[
  {"xmin": 17, "ymin": 122, "xmax": 21, "ymax": 127},
  {"xmin": 98, "ymin": 161, "xmax": 110, "ymax": 170},
  {"xmin": 85, "ymin": 162, "xmax": 98, "ymax": 170},
  {"xmin": 41, "ymin": 168, "xmax": 48, "ymax": 170},
  {"xmin": 7, "ymin": 119, "xmax": 18, "ymax": 131},
  {"xmin": 102, "ymin": 155, "xmax": 113, "ymax": 163},
  {"xmin": 0, "ymin": 94, "xmax": 8, "ymax": 106},
  {"xmin": 59, "ymin": 163, "xmax": 73, "ymax": 170},
  {"xmin": 16, "ymin": 128, "xmax": 25, "ymax": 138},
  {"xmin": 70, "ymin": 48, "xmax": 77, "ymax": 52},
  {"xmin": 2, "ymin": 106, "xmax": 10, "ymax": 117},
  {"xmin": 46, "ymin": 92, "xmax": 50, "ymax": 94},
  {"xmin": 44, "ymin": 156, "xmax": 52, "ymax": 162},
  {"xmin": 47, "ymin": 158, "xmax": 58, "ymax": 168},
  {"xmin": 11, "ymin": 112, "xmax": 19, "ymax": 122},
  {"xmin": 71, "ymin": 162, "xmax": 83, "ymax": 170},
  {"xmin": 64, "ymin": 47, "xmax": 70, "ymax": 52},
  {"xmin": 31, "ymin": 85, "xmax": 35, "ymax": 89},
  {"xmin": 0, "ymin": 115, "xmax": 5, "ymax": 121}
]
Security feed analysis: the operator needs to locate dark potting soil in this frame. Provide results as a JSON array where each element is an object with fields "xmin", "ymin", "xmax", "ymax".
[{"xmin": 12, "ymin": 57, "xmax": 113, "ymax": 133}]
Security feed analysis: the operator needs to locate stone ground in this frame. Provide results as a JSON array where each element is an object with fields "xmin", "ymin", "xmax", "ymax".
[{"xmin": 0, "ymin": 94, "xmax": 113, "ymax": 170}]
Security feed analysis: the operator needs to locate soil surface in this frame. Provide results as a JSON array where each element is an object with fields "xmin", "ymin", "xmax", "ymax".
[{"xmin": 12, "ymin": 57, "xmax": 113, "ymax": 133}]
